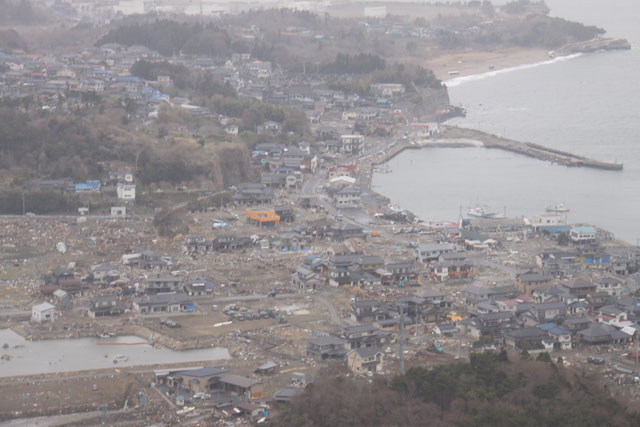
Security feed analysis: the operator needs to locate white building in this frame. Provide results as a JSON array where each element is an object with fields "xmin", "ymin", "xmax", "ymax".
[
  {"xmin": 31, "ymin": 302, "xmax": 55, "ymax": 323},
  {"xmin": 414, "ymin": 243, "xmax": 454, "ymax": 263},
  {"xmin": 117, "ymin": 183, "xmax": 136, "ymax": 200},
  {"xmin": 531, "ymin": 214, "xmax": 566, "ymax": 229},
  {"xmin": 334, "ymin": 186, "xmax": 361, "ymax": 208},
  {"xmin": 340, "ymin": 135, "xmax": 364, "ymax": 156},
  {"xmin": 109, "ymin": 170, "xmax": 134, "ymax": 183},
  {"xmin": 111, "ymin": 206, "xmax": 127, "ymax": 218},
  {"xmin": 570, "ymin": 226, "xmax": 597, "ymax": 243},
  {"xmin": 595, "ymin": 277, "xmax": 625, "ymax": 297},
  {"xmin": 370, "ymin": 83, "xmax": 405, "ymax": 98}
]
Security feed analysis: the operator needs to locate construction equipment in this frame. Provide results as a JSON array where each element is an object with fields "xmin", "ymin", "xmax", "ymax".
[{"xmin": 431, "ymin": 339, "xmax": 443, "ymax": 353}]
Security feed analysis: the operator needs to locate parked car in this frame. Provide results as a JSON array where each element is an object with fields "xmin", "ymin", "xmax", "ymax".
[{"xmin": 166, "ymin": 320, "xmax": 181, "ymax": 328}]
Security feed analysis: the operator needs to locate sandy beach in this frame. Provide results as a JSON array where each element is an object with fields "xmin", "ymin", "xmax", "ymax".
[{"xmin": 423, "ymin": 47, "xmax": 551, "ymax": 81}]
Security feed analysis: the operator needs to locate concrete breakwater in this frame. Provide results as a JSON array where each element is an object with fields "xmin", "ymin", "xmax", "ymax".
[
  {"xmin": 440, "ymin": 126, "xmax": 623, "ymax": 170},
  {"xmin": 372, "ymin": 126, "xmax": 623, "ymax": 171}
]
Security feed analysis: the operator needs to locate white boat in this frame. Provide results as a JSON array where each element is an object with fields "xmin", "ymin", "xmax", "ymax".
[
  {"xmin": 545, "ymin": 203, "xmax": 570, "ymax": 213},
  {"xmin": 466, "ymin": 205, "xmax": 505, "ymax": 219}
]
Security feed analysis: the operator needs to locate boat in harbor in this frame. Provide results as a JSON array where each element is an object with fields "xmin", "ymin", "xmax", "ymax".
[{"xmin": 545, "ymin": 203, "xmax": 570, "ymax": 213}]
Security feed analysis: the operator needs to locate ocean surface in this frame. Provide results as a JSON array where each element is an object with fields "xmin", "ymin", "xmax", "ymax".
[{"xmin": 373, "ymin": 0, "xmax": 640, "ymax": 243}]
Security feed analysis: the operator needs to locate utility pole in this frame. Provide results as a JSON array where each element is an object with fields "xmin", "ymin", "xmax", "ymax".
[
  {"xmin": 22, "ymin": 192, "xmax": 25, "ymax": 216},
  {"xmin": 398, "ymin": 304, "xmax": 405, "ymax": 375}
]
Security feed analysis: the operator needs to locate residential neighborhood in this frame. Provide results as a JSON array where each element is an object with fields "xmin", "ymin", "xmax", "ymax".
[{"xmin": 0, "ymin": 0, "xmax": 639, "ymax": 426}]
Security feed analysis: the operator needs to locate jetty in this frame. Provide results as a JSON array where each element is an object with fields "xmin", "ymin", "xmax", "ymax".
[
  {"xmin": 372, "ymin": 126, "xmax": 623, "ymax": 171},
  {"xmin": 439, "ymin": 126, "xmax": 623, "ymax": 170}
]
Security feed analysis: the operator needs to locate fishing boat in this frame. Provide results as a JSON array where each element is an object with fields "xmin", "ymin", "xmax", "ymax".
[
  {"xmin": 466, "ymin": 205, "xmax": 505, "ymax": 219},
  {"xmin": 545, "ymin": 203, "xmax": 570, "ymax": 213}
]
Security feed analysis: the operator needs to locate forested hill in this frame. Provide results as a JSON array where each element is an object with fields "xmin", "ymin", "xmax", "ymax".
[
  {"xmin": 95, "ymin": 7, "xmax": 607, "ymax": 66},
  {"xmin": 268, "ymin": 351, "xmax": 640, "ymax": 427},
  {"xmin": 0, "ymin": 0, "xmax": 46, "ymax": 25},
  {"xmin": 97, "ymin": 20, "xmax": 232, "ymax": 58},
  {"xmin": 0, "ymin": 105, "xmax": 252, "ymax": 189}
]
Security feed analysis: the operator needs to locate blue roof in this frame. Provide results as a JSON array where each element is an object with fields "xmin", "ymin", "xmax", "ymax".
[
  {"xmin": 573, "ymin": 226, "xmax": 596, "ymax": 234},
  {"xmin": 537, "ymin": 323, "xmax": 556, "ymax": 331},
  {"xmin": 548, "ymin": 326, "xmax": 570, "ymax": 336},
  {"xmin": 116, "ymin": 76, "xmax": 144, "ymax": 83},
  {"xmin": 538, "ymin": 323, "xmax": 569, "ymax": 336}
]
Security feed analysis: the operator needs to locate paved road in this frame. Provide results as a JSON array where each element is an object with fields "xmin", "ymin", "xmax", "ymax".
[{"xmin": 207, "ymin": 293, "xmax": 298, "ymax": 303}]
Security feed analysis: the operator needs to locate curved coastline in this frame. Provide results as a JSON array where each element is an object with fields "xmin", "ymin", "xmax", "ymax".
[
  {"xmin": 444, "ymin": 52, "xmax": 583, "ymax": 88},
  {"xmin": 367, "ymin": 47, "xmax": 628, "ymax": 236}
]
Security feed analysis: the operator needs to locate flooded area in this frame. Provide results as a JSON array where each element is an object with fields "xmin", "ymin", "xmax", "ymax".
[{"xmin": 0, "ymin": 329, "xmax": 230, "ymax": 377}]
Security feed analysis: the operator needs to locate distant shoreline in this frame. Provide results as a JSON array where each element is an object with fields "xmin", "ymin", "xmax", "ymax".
[
  {"xmin": 443, "ymin": 52, "xmax": 583, "ymax": 87},
  {"xmin": 424, "ymin": 47, "xmax": 551, "ymax": 82},
  {"xmin": 425, "ymin": 37, "xmax": 630, "ymax": 84}
]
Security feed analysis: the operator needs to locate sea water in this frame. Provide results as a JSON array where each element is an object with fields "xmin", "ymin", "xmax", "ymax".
[{"xmin": 374, "ymin": 0, "xmax": 640, "ymax": 243}]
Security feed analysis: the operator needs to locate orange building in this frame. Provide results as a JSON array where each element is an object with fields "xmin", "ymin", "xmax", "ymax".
[{"xmin": 245, "ymin": 209, "xmax": 280, "ymax": 227}]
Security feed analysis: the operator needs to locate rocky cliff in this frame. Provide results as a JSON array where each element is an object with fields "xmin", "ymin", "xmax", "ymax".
[{"xmin": 556, "ymin": 37, "xmax": 631, "ymax": 55}]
